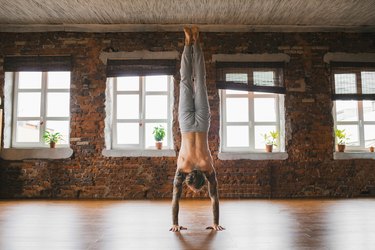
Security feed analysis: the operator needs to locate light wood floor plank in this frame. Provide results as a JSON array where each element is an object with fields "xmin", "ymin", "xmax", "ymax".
[{"xmin": 0, "ymin": 199, "xmax": 374, "ymax": 250}]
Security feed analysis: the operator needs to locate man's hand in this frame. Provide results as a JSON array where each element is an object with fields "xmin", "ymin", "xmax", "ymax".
[
  {"xmin": 169, "ymin": 225, "xmax": 187, "ymax": 232},
  {"xmin": 206, "ymin": 224, "xmax": 225, "ymax": 231}
]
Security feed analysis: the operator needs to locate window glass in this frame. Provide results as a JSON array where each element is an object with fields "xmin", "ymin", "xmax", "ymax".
[
  {"xmin": 363, "ymin": 101, "xmax": 375, "ymax": 121},
  {"xmin": 117, "ymin": 94, "xmax": 139, "ymax": 119},
  {"xmin": 117, "ymin": 123, "xmax": 139, "ymax": 144},
  {"xmin": 254, "ymin": 98, "xmax": 276, "ymax": 122},
  {"xmin": 226, "ymin": 98, "xmax": 248, "ymax": 122},
  {"xmin": 334, "ymin": 73, "xmax": 356, "ymax": 94},
  {"xmin": 117, "ymin": 76, "xmax": 139, "ymax": 91},
  {"xmin": 335, "ymin": 101, "xmax": 358, "ymax": 122},
  {"xmin": 18, "ymin": 72, "xmax": 42, "ymax": 89},
  {"xmin": 254, "ymin": 71, "xmax": 274, "ymax": 86},
  {"xmin": 336, "ymin": 125, "xmax": 360, "ymax": 146},
  {"xmin": 361, "ymin": 71, "xmax": 375, "ymax": 94},
  {"xmin": 17, "ymin": 92, "xmax": 41, "ymax": 117},
  {"xmin": 145, "ymin": 95, "xmax": 168, "ymax": 119},
  {"xmin": 226, "ymin": 126, "xmax": 249, "ymax": 147},
  {"xmin": 16, "ymin": 121, "xmax": 40, "ymax": 142},
  {"xmin": 47, "ymin": 93, "xmax": 70, "ymax": 117},
  {"xmin": 47, "ymin": 72, "xmax": 70, "ymax": 89},
  {"xmin": 364, "ymin": 125, "xmax": 375, "ymax": 148},
  {"xmin": 145, "ymin": 75, "xmax": 168, "ymax": 92}
]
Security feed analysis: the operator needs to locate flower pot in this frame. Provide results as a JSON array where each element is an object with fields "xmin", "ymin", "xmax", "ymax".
[
  {"xmin": 265, "ymin": 144, "xmax": 273, "ymax": 153},
  {"xmin": 155, "ymin": 141, "xmax": 163, "ymax": 150},
  {"xmin": 370, "ymin": 146, "xmax": 374, "ymax": 153},
  {"xmin": 50, "ymin": 142, "xmax": 56, "ymax": 149},
  {"xmin": 337, "ymin": 144, "xmax": 345, "ymax": 152}
]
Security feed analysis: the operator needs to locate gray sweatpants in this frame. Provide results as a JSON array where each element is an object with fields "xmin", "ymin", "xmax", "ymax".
[{"xmin": 179, "ymin": 44, "xmax": 211, "ymax": 133}]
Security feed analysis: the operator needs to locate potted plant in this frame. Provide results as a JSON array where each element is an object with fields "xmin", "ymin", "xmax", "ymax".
[
  {"xmin": 263, "ymin": 130, "xmax": 279, "ymax": 153},
  {"xmin": 335, "ymin": 128, "xmax": 348, "ymax": 152},
  {"xmin": 153, "ymin": 125, "xmax": 165, "ymax": 150},
  {"xmin": 43, "ymin": 131, "xmax": 63, "ymax": 148}
]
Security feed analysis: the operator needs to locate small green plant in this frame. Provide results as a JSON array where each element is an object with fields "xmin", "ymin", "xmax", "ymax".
[
  {"xmin": 335, "ymin": 128, "xmax": 348, "ymax": 145},
  {"xmin": 263, "ymin": 130, "xmax": 279, "ymax": 146},
  {"xmin": 43, "ymin": 131, "xmax": 63, "ymax": 144},
  {"xmin": 153, "ymin": 125, "xmax": 165, "ymax": 142}
]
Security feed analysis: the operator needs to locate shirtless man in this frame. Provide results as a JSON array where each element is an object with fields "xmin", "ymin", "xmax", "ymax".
[{"xmin": 170, "ymin": 26, "xmax": 224, "ymax": 232}]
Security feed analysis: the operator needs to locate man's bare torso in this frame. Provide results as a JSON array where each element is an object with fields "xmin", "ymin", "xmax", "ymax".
[{"xmin": 177, "ymin": 132, "xmax": 213, "ymax": 174}]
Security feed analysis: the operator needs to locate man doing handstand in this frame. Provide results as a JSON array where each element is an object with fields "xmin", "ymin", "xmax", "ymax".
[{"xmin": 170, "ymin": 26, "xmax": 224, "ymax": 232}]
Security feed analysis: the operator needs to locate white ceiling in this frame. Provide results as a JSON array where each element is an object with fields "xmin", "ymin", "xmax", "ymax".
[{"xmin": 0, "ymin": 0, "xmax": 375, "ymax": 32}]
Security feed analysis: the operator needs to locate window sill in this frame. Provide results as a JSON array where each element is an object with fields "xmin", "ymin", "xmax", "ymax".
[
  {"xmin": 218, "ymin": 152, "xmax": 288, "ymax": 160},
  {"xmin": 102, "ymin": 149, "xmax": 176, "ymax": 157},
  {"xmin": 334, "ymin": 152, "xmax": 375, "ymax": 160},
  {"xmin": 0, "ymin": 148, "xmax": 73, "ymax": 160}
]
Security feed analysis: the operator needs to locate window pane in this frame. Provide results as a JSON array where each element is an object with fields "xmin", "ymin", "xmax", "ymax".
[
  {"xmin": 145, "ymin": 123, "xmax": 168, "ymax": 148},
  {"xmin": 18, "ymin": 72, "xmax": 42, "ymax": 89},
  {"xmin": 145, "ymin": 95, "xmax": 168, "ymax": 119},
  {"xmin": 17, "ymin": 92, "xmax": 41, "ymax": 117},
  {"xmin": 335, "ymin": 101, "xmax": 358, "ymax": 122},
  {"xmin": 47, "ymin": 72, "xmax": 70, "ymax": 89},
  {"xmin": 117, "ymin": 95, "xmax": 139, "ymax": 119},
  {"xmin": 361, "ymin": 71, "xmax": 375, "ymax": 94},
  {"xmin": 117, "ymin": 77, "xmax": 139, "ymax": 91},
  {"xmin": 364, "ymin": 125, "xmax": 375, "ymax": 148},
  {"xmin": 47, "ymin": 93, "xmax": 70, "ymax": 117},
  {"xmin": 226, "ymin": 98, "xmax": 248, "ymax": 122},
  {"xmin": 254, "ymin": 126, "xmax": 277, "ymax": 149},
  {"xmin": 226, "ymin": 126, "xmax": 249, "ymax": 147},
  {"xmin": 363, "ymin": 101, "xmax": 375, "ymax": 121},
  {"xmin": 225, "ymin": 73, "xmax": 247, "ymax": 94},
  {"xmin": 16, "ymin": 120, "xmax": 40, "ymax": 142},
  {"xmin": 337, "ymin": 125, "xmax": 359, "ymax": 146},
  {"xmin": 254, "ymin": 71, "xmax": 274, "ymax": 86},
  {"xmin": 254, "ymin": 98, "xmax": 276, "ymax": 122},
  {"xmin": 117, "ymin": 123, "xmax": 139, "ymax": 144},
  {"xmin": 145, "ymin": 75, "xmax": 168, "ymax": 92},
  {"xmin": 45, "ymin": 121, "xmax": 69, "ymax": 145},
  {"xmin": 334, "ymin": 73, "xmax": 356, "ymax": 94}
]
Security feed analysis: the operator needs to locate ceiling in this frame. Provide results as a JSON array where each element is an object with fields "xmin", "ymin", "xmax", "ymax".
[{"xmin": 0, "ymin": 0, "xmax": 375, "ymax": 32}]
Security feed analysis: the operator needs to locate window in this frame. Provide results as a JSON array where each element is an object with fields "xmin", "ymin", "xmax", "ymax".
[
  {"xmin": 12, "ymin": 71, "xmax": 71, "ymax": 147},
  {"xmin": 218, "ymin": 67, "xmax": 285, "ymax": 152},
  {"xmin": 332, "ymin": 67, "xmax": 375, "ymax": 150},
  {"xmin": 109, "ymin": 75, "xmax": 173, "ymax": 149}
]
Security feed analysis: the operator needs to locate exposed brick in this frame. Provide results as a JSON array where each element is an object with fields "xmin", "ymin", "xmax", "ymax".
[{"xmin": 0, "ymin": 32, "xmax": 375, "ymax": 199}]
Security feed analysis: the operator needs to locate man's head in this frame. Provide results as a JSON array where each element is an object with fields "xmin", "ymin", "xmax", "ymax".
[{"xmin": 185, "ymin": 169, "xmax": 206, "ymax": 192}]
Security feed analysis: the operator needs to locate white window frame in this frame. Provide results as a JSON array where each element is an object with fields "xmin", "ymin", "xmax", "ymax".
[
  {"xmin": 220, "ymin": 68, "xmax": 284, "ymax": 153},
  {"xmin": 12, "ymin": 71, "xmax": 70, "ymax": 148},
  {"xmin": 112, "ymin": 75, "xmax": 173, "ymax": 150}
]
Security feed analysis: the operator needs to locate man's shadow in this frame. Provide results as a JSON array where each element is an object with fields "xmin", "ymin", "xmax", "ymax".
[{"xmin": 174, "ymin": 230, "xmax": 217, "ymax": 250}]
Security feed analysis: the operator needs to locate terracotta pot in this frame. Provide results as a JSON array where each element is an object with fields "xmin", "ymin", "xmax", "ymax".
[
  {"xmin": 337, "ymin": 144, "xmax": 345, "ymax": 152},
  {"xmin": 370, "ymin": 146, "xmax": 374, "ymax": 153},
  {"xmin": 265, "ymin": 144, "xmax": 273, "ymax": 153},
  {"xmin": 50, "ymin": 142, "xmax": 56, "ymax": 148},
  {"xmin": 155, "ymin": 141, "xmax": 162, "ymax": 150}
]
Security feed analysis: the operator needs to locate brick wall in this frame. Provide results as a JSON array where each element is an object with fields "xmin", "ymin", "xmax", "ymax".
[{"xmin": 1, "ymin": 32, "xmax": 375, "ymax": 199}]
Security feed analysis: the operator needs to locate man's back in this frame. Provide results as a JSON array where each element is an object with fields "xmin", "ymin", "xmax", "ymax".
[{"xmin": 177, "ymin": 132, "xmax": 213, "ymax": 174}]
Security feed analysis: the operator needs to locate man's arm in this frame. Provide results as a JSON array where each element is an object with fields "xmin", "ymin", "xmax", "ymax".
[
  {"xmin": 170, "ymin": 170, "xmax": 187, "ymax": 232},
  {"xmin": 207, "ymin": 170, "xmax": 225, "ymax": 231}
]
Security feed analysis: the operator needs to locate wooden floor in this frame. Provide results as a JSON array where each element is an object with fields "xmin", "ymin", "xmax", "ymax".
[{"xmin": 0, "ymin": 199, "xmax": 374, "ymax": 250}]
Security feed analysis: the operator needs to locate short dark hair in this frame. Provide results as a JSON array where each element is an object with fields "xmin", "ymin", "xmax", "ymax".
[{"xmin": 185, "ymin": 169, "xmax": 206, "ymax": 191}]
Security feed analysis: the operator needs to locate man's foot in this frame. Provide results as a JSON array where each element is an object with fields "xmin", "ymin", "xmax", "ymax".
[
  {"xmin": 184, "ymin": 27, "xmax": 192, "ymax": 45},
  {"xmin": 191, "ymin": 26, "xmax": 200, "ymax": 44}
]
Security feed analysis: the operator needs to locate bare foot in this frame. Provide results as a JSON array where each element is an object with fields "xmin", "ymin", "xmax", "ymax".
[
  {"xmin": 191, "ymin": 26, "xmax": 200, "ymax": 44},
  {"xmin": 184, "ymin": 27, "xmax": 192, "ymax": 45}
]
